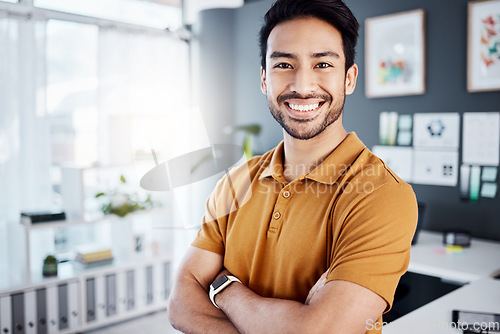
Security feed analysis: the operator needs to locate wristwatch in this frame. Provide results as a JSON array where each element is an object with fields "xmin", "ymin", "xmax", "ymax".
[{"xmin": 209, "ymin": 274, "xmax": 241, "ymax": 309}]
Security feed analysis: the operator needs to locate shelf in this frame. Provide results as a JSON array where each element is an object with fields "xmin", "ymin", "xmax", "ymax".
[{"xmin": 21, "ymin": 207, "xmax": 169, "ymax": 231}]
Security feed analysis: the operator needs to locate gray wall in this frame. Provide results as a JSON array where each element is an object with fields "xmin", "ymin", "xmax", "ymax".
[{"xmin": 197, "ymin": 0, "xmax": 500, "ymax": 241}]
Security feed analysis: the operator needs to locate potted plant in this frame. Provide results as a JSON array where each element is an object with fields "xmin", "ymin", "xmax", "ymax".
[
  {"xmin": 96, "ymin": 175, "xmax": 158, "ymax": 218},
  {"xmin": 42, "ymin": 255, "xmax": 58, "ymax": 277}
]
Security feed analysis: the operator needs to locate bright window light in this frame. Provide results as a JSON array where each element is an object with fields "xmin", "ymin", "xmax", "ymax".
[
  {"xmin": 46, "ymin": 20, "xmax": 99, "ymax": 165},
  {"xmin": 34, "ymin": 0, "xmax": 182, "ymax": 29}
]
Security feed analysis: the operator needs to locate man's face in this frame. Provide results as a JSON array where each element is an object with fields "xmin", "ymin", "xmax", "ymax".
[{"xmin": 260, "ymin": 17, "xmax": 358, "ymax": 140}]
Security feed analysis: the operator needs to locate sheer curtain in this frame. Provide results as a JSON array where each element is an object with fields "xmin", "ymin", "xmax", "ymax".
[
  {"xmin": 97, "ymin": 27, "xmax": 203, "ymax": 269},
  {"xmin": 0, "ymin": 15, "xmax": 51, "ymax": 283}
]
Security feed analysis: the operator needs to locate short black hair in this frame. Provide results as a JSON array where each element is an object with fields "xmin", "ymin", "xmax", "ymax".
[{"xmin": 259, "ymin": 0, "xmax": 359, "ymax": 73}]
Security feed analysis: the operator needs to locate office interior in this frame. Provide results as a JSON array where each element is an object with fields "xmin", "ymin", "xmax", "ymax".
[{"xmin": 1, "ymin": 0, "xmax": 499, "ymax": 333}]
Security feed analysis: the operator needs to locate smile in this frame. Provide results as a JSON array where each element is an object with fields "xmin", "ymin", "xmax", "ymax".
[{"xmin": 287, "ymin": 103, "xmax": 320, "ymax": 112}]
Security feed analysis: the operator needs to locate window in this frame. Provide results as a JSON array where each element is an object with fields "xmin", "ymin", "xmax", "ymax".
[
  {"xmin": 46, "ymin": 20, "xmax": 99, "ymax": 165},
  {"xmin": 34, "ymin": 0, "xmax": 182, "ymax": 30}
]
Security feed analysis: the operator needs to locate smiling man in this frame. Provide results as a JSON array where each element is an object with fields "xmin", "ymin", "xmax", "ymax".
[{"xmin": 167, "ymin": 1, "xmax": 418, "ymax": 333}]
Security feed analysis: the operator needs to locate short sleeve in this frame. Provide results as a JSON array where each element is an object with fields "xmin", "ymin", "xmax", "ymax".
[
  {"xmin": 191, "ymin": 177, "xmax": 227, "ymax": 255},
  {"xmin": 326, "ymin": 181, "xmax": 418, "ymax": 312}
]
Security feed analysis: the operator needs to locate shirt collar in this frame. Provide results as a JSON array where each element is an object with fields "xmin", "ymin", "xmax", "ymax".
[
  {"xmin": 259, "ymin": 132, "xmax": 366, "ymax": 185},
  {"xmin": 306, "ymin": 132, "xmax": 366, "ymax": 185},
  {"xmin": 259, "ymin": 140, "xmax": 287, "ymax": 183}
]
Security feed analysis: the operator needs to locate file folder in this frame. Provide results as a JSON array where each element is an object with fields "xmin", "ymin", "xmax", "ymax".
[
  {"xmin": 58, "ymin": 284, "xmax": 68, "ymax": 331},
  {"xmin": 46, "ymin": 285, "xmax": 59, "ymax": 334},
  {"xmin": 86, "ymin": 278, "xmax": 96, "ymax": 323},
  {"xmin": 164, "ymin": 262, "xmax": 171, "ymax": 299},
  {"xmin": 0, "ymin": 295, "xmax": 12, "ymax": 333},
  {"xmin": 36, "ymin": 288, "xmax": 47, "ymax": 334},
  {"xmin": 24, "ymin": 290, "xmax": 36, "ymax": 334},
  {"xmin": 153, "ymin": 262, "xmax": 164, "ymax": 304},
  {"xmin": 117, "ymin": 271, "xmax": 128, "ymax": 315},
  {"xmin": 11, "ymin": 292, "xmax": 24, "ymax": 334},
  {"xmin": 126, "ymin": 270, "xmax": 135, "ymax": 311},
  {"xmin": 1, "ymin": 294, "xmax": 12, "ymax": 334},
  {"xmin": 105, "ymin": 274, "xmax": 117, "ymax": 317},
  {"xmin": 95, "ymin": 275, "xmax": 106, "ymax": 321},
  {"xmin": 136, "ymin": 267, "xmax": 146, "ymax": 309},
  {"xmin": 68, "ymin": 282, "xmax": 80, "ymax": 330},
  {"xmin": 146, "ymin": 266, "xmax": 154, "ymax": 305}
]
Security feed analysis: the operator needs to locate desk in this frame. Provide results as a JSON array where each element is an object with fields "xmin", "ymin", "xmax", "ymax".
[
  {"xmin": 408, "ymin": 230, "xmax": 500, "ymax": 283},
  {"xmin": 383, "ymin": 278, "xmax": 500, "ymax": 334}
]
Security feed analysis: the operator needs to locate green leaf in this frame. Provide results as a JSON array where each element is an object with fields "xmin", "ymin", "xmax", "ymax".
[
  {"xmin": 120, "ymin": 175, "xmax": 126, "ymax": 183},
  {"xmin": 95, "ymin": 192, "xmax": 105, "ymax": 198}
]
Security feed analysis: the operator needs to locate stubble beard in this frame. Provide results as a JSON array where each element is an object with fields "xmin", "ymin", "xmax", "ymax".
[{"xmin": 267, "ymin": 89, "xmax": 346, "ymax": 140}]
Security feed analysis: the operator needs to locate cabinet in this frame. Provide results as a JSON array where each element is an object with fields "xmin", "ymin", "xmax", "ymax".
[{"xmin": 0, "ymin": 209, "xmax": 173, "ymax": 334}]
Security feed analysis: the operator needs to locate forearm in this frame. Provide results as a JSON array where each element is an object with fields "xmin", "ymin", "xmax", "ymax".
[
  {"xmin": 168, "ymin": 273, "xmax": 239, "ymax": 334},
  {"xmin": 215, "ymin": 282, "xmax": 313, "ymax": 334}
]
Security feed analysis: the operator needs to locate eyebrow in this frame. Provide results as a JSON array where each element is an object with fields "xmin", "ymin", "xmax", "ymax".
[{"xmin": 270, "ymin": 51, "xmax": 340, "ymax": 59}]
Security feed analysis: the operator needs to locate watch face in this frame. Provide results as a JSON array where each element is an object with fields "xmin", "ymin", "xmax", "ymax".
[{"xmin": 212, "ymin": 275, "xmax": 229, "ymax": 290}]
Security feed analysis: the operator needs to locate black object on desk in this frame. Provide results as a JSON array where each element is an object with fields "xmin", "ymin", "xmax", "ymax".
[
  {"xmin": 443, "ymin": 230, "xmax": 472, "ymax": 247},
  {"xmin": 21, "ymin": 210, "xmax": 66, "ymax": 224}
]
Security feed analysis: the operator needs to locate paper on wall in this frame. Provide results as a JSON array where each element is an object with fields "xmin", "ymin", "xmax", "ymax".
[
  {"xmin": 413, "ymin": 113, "xmax": 460, "ymax": 149},
  {"xmin": 462, "ymin": 112, "xmax": 500, "ymax": 166},
  {"xmin": 413, "ymin": 149, "xmax": 458, "ymax": 186},
  {"xmin": 481, "ymin": 183, "xmax": 498, "ymax": 199},
  {"xmin": 481, "ymin": 166, "xmax": 498, "ymax": 182},
  {"xmin": 372, "ymin": 146, "xmax": 413, "ymax": 182}
]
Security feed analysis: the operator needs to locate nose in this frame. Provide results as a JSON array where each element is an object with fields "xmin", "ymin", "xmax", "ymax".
[{"xmin": 289, "ymin": 68, "xmax": 317, "ymax": 95}]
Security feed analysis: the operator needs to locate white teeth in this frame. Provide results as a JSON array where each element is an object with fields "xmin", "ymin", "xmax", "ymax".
[{"xmin": 288, "ymin": 103, "xmax": 320, "ymax": 112}]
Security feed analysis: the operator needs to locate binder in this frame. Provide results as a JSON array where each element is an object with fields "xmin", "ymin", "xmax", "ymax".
[
  {"xmin": 145, "ymin": 266, "xmax": 154, "ymax": 305},
  {"xmin": 135, "ymin": 266, "xmax": 146, "ymax": 309},
  {"xmin": 163, "ymin": 262, "xmax": 171, "ymax": 300},
  {"xmin": 36, "ymin": 288, "xmax": 47, "ymax": 334},
  {"xmin": 105, "ymin": 274, "xmax": 117, "ymax": 317},
  {"xmin": 85, "ymin": 278, "xmax": 96, "ymax": 323},
  {"xmin": 11, "ymin": 292, "xmax": 25, "ymax": 334},
  {"xmin": 24, "ymin": 290, "xmax": 36, "ymax": 334},
  {"xmin": 1, "ymin": 294, "xmax": 12, "ymax": 334},
  {"xmin": 126, "ymin": 270, "xmax": 135, "ymax": 311},
  {"xmin": 153, "ymin": 262, "xmax": 163, "ymax": 305},
  {"xmin": 46, "ymin": 285, "xmax": 59, "ymax": 334},
  {"xmin": 58, "ymin": 284, "xmax": 68, "ymax": 331},
  {"xmin": 95, "ymin": 275, "xmax": 106, "ymax": 321},
  {"xmin": 116, "ymin": 271, "xmax": 127, "ymax": 315},
  {"xmin": 68, "ymin": 282, "xmax": 80, "ymax": 330}
]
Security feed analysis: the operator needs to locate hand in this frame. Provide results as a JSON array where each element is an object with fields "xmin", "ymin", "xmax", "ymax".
[{"xmin": 305, "ymin": 270, "xmax": 329, "ymax": 304}]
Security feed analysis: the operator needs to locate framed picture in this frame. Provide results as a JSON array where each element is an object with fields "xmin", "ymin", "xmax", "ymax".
[
  {"xmin": 468, "ymin": 0, "xmax": 500, "ymax": 92},
  {"xmin": 365, "ymin": 9, "xmax": 425, "ymax": 98}
]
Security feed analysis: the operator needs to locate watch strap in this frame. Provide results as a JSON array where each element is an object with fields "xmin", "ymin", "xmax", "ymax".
[{"xmin": 209, "ymin": 275, "xmax": 241, "ymax": 309}]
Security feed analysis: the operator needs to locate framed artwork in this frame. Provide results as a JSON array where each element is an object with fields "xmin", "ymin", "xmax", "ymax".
[
  {"xmin": 468, "ymin": 0, "xmax": 500, "ymax": 92},
  {"xmin": 365, "ymin": 9, "xmax": 425, "ymax": 98}
]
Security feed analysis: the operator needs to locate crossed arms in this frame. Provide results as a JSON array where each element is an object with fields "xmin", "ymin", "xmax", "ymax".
[{"xmin": 167, "ymin": 246, "xmax": 386, "ymax": 334}]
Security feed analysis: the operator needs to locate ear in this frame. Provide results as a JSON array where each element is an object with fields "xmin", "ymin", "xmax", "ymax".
[
  {"xmin": 345, "ymin": 64, "xmax": 358, "ymax": 95},
  {"xmin": 260, "ymin": 67, "xmax": 267, "ymax": 95}
]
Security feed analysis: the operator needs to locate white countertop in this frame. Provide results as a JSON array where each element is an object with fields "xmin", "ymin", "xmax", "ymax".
[
  {"xmin": 383, "ymin": 278, "xmax": 500, "ymax": 334},
  {"xmin": 408, "ymin": 230, "xmax": 500, "ymax": 283}
]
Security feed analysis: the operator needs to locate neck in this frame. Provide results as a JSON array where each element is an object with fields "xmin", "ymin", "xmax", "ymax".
[{"xmin": 282, "ymin": 117, "xmax": 347, "ymax": 182}]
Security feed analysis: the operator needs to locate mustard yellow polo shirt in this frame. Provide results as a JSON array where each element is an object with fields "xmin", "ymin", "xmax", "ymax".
[{"xmin": 192, "ymin": 133, "xmax": 417, "ymax": 331}]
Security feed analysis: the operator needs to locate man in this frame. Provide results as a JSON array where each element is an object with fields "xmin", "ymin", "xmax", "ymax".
[{"xmin": 168, "ymin": 0, "xmax": 417, "ymax": 333}]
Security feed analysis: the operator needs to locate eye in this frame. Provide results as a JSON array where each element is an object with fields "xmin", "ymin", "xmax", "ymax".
[
  {"xmin": 274, "ymin": 63, "xmax": 293, "ymax": 69},
  {"xmin": 316, "ymin": 62, "xmax": 332, "ymax": 69}
]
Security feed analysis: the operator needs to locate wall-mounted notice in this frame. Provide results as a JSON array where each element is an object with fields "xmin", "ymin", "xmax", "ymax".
[
  {"xmin": 462, "ymin": 112, "xmax": 500, "ymax": 166},
  {"xmin": 413, "ymin": 113, "xmax": 460, "ymax": 148},
  {"xmin": 372, "ymin": 146, "xmax": 413, "ymax": 182},
  {"xmin": 413, "ymin": 149, "xmax": 458, "ymax": 186}
]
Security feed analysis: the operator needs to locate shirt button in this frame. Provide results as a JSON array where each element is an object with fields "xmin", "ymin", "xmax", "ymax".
[
  {"xmin": 273, "ymin": 212, "xmax": 281, "ymax": 220},
  {"xmin": 282, "ymin": 191, "xmax": 291, "ymax": 198}
]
